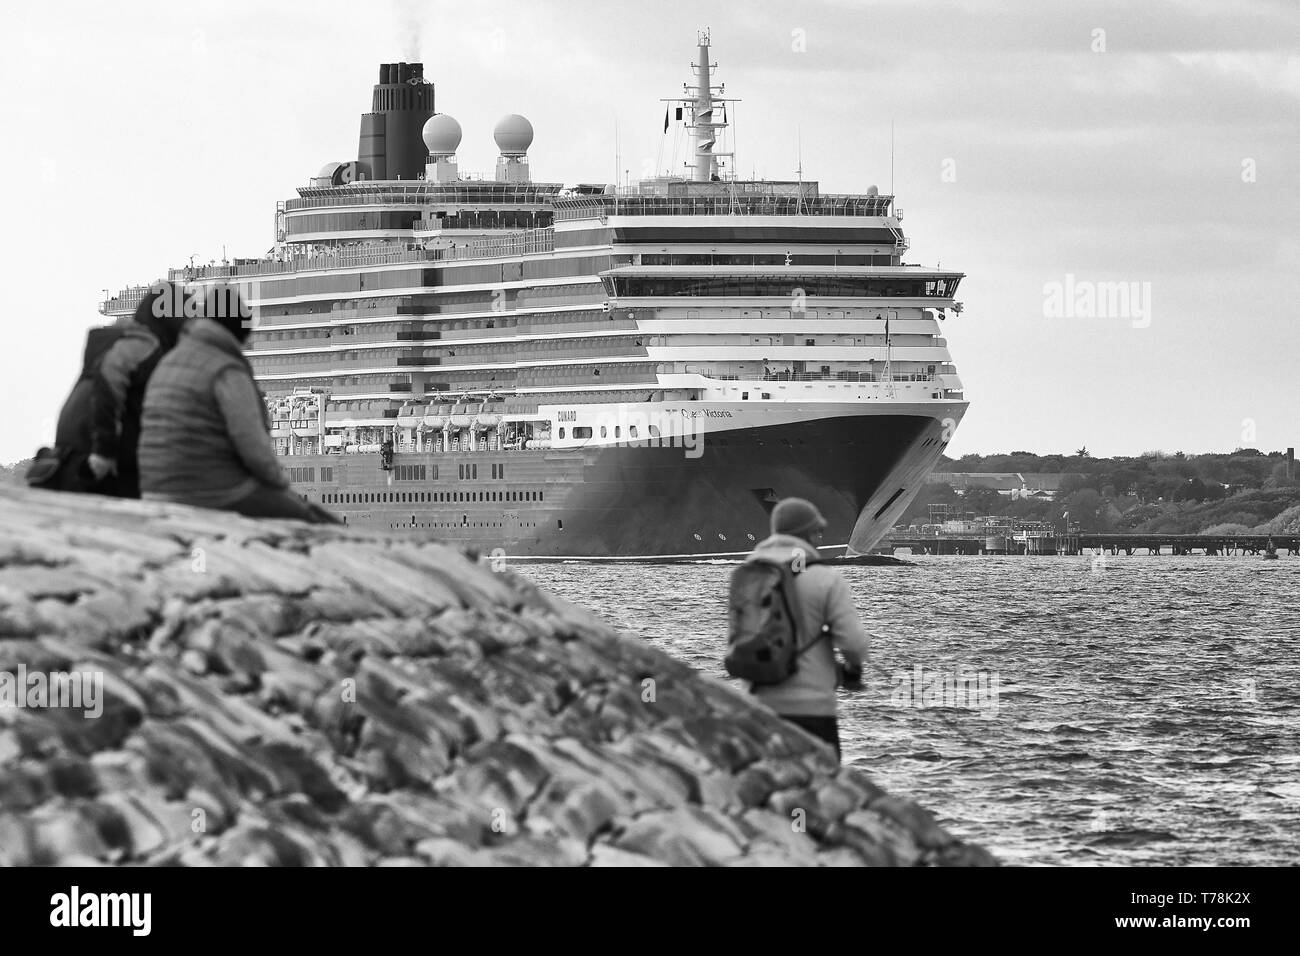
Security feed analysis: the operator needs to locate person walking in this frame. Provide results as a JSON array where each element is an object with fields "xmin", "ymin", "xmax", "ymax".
[
  {"xmin": 138, "ymin": 284, "xmax": 337, "ymax": 523},
  {"xmin": 726, "ymin": 497, "xmax": 869, "ymax": 761}
]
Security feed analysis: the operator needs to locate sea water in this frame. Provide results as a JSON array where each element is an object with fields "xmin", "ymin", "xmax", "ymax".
[{"xmin": 523, "ymin": 554, "xmax": 1300, "ymax": 866}]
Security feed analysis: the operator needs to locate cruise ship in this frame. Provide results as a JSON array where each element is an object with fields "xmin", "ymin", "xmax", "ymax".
[{"xmin": 102, "ymin": 33, "xmax": 968, "ymax": 559}]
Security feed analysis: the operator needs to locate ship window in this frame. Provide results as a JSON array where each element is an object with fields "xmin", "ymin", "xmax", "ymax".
[
  {"xmin": 629, "ymin": 426, "xmax": 638, "ymax": 438},
  {"xmin": 762, "ymin": 393, "xmax": 771, "ymax": 399},
  {"xmin": 600, "ymin": 426, "xmax": 607, "ymax": 438},
  {"xmin": 472, "ymin": 464, "xmax": 478, "ymax": 479},
  {"xmin": 649, "ymin": 425, "xmax": 661, "ymax": 438},
  {"xmin": 742, "ymin": 392, "xmax": 749, "ymax": 400},
  {"xmin": 557, "ymin": 519, "xmax": 563, "ymax": 530},
  {"xmin": 574, "ymin": 427, "xmax": 593, "ymax": 439},
  {"xmin": 559, "ymin": 428, "xmax": 565, "ymax": 439}
]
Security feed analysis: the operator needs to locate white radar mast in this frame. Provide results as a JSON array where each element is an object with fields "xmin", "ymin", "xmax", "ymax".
[{"xmin": 662, "ymin": 30, "xmax": 740, "ymax": 182}]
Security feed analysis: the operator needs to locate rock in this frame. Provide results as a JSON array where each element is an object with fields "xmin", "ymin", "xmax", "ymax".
[
  {"xmin": 0, "ymin": 486, "xmax": 996, "ymax": 867},
  {"xmin": 588, "ymin": 842, "xmax": 669, "ymax": 866},
  {"xmin": 613, "ymin": 807, "xmax": 746, "ymax": 866}
]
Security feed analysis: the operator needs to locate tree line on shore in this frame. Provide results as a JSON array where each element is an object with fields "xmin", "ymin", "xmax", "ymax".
[{"xmin": 908, "ymin": 448, "xmax": 1300, "ymax": 535}]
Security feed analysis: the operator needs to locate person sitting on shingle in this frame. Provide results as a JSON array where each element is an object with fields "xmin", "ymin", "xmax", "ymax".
[{"xmin": 138, "ymin": 283, "xmax": 338, "ymax": 523}]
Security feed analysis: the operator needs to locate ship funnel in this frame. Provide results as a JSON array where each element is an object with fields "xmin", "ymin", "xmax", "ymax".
[{"xmin": 356, "ymin": 62, "xmax": 435, "ymax": 182}]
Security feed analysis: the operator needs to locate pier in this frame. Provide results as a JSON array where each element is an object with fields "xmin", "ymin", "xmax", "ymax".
[{"xmin": 878, "ymin": 533, "xmax": 1299, "ymax": 557}]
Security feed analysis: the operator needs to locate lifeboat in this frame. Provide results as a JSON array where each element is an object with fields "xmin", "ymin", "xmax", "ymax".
[
  {"xmin": 473, "ymin": 414, "xmax": 501, "ymax": 433},
  {"xmin": 396, "ymin": 403, "xmax": 422, "ymax": 428}
]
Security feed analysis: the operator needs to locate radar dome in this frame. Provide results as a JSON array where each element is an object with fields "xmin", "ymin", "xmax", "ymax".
[
  {"xmin": 866, "ymin": 185, "xmax": 879, "ymax": 196},
  {"xmin": 423, "ymin": 114, "xmax": 462, "ymax": 156},
  {"xmin": 494, "ymin": 114, "xmax": 534, "ymax": 156}
]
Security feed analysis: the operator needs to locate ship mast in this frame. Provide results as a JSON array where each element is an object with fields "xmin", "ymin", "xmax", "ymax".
[
  {"xmin": 691, "ymin": 31, "xmax": 718, "ymax": 181},
  {"xmin": 663, "ymin": 30, "xmax": 739, "ymax": 182}
]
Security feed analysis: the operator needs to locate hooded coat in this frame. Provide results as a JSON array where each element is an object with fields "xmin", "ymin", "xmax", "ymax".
[
  {"xmin": 42, "ymin": 288, "xmax": 184, "ymax": 497},
  {"xmin": 743, "ymin": 533, "xmax": 871, "ymax": 717}
]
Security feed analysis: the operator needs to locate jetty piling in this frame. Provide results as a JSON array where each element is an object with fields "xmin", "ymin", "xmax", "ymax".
[{"xmin": 878, "ymin": 532, "xmax": 1299, "ymax": 557}]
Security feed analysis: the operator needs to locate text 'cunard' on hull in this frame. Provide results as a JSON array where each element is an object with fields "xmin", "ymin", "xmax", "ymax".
[{"xmin": 102, "ymin": 32, "xmax": 968, "ymax": 559}]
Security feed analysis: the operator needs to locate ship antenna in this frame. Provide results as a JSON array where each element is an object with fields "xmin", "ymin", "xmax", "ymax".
[
  {"xmin": 890, "ymin": 117, "xmax": 895, "ymax": 199},
  {"xmin": 796, "ymin": 127, "xmax": 807, "ymax": 215}
]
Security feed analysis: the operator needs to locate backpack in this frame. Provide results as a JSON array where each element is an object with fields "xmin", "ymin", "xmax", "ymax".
[
  {"xmin": 724, "ymin": 556, "xmax": 825, "ymax": 685},
  {"xmin": 26, "ymin": 325, "xmax": 130, "ymax": 491}
]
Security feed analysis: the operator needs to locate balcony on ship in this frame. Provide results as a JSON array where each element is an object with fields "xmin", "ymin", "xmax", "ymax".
[{"xmin": 554, "ymin": 180, "xmax": 896, "ymax": 222}]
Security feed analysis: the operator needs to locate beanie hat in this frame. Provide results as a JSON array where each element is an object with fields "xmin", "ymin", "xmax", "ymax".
[
  {"xmin": 202, "ymin": 283, "xmax": 253, "ymax": 343},
  {"xmin": 133, "ymin": 281, "xmax": 183, "ymax": 351},
  {"xmin": 771, "ymin": 497, "xmax": 828, "ymax": 538}
]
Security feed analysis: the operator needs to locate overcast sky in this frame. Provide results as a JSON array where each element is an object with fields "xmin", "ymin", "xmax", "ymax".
[{"xmin": 1, "ymin": 0, "xmax": 1296, "ymax": 464}]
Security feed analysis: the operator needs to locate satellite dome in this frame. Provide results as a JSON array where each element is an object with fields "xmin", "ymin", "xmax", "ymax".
[
  {"xmin": 494, "ymin": 114, "xmax": 534, "ymax": 155},
  {"xmin": 866, "ymin": 184, "xmax": 879, "ymax": 196},
  {"xmin": 422, "ymin": 114, "xmax": 462, "ymax": 156},
  {"xmin": 317, "ymin": 161, "xmax": 344, "ymax": 179}
]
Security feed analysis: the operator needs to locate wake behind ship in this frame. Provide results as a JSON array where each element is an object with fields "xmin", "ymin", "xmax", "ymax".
[{"xmin": 103, "ymin": 33, "xmax": 969, "ymax": 559}]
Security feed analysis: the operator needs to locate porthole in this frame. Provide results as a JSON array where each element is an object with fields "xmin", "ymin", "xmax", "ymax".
[
  {"xmin": 692, "ymin": 533, "xmax": 702, "ymax": 541},
  {"xmin": 718, "ymin": 533, "xmax": 727, "ymax": 541},
  {"xmin": 747, "ymin": 533, "xmax": 756, "ymax": 541}
]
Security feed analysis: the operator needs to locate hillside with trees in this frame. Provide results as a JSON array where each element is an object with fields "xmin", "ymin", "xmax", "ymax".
[{"xmin": 908, "ymin": 449, "xmax": 1300, "ymax": 534}]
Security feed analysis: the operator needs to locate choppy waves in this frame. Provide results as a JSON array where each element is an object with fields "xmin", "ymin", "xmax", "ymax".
[{"xmin": 524, "ymin": 554, "xmax": 1299, "ymax": 865}]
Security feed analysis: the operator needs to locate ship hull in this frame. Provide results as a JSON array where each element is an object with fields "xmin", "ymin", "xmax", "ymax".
[{"xmin": 286, "ymin": 403, "xmax": 965, "ymax": 558}]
